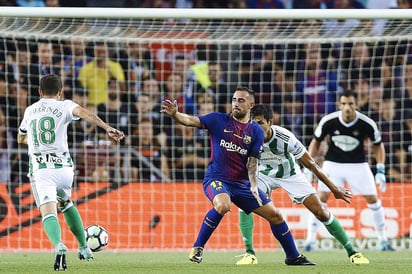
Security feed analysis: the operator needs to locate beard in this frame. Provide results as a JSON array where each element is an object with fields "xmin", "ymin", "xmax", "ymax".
[{"xmin": 232, "ymin": 108, "xmax": 247, "ymax": 120}]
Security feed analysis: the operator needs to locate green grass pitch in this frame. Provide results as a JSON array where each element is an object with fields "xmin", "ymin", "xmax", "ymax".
[{"xmin": 1, "ymin": 250, "xmax": 412, "ymax": 273}]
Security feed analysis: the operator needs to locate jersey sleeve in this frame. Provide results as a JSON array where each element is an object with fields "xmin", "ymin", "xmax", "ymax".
[
  {"xmin": 18, "ymin": 109, "xmax": 28, "ymax": 135},
  {"xmin": 65, "ymin": 100, "xmax": 81, "ymax": 121},
  {"xmin": 249, "ymin": 122, "xmax": 264, "ymax": 159},
  {"xmin": 198, "ymin": 112, "xmax": 222, "ymax": 130}
]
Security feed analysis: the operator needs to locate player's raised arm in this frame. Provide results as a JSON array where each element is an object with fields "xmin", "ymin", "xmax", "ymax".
[
  {"xmin": 72, "ymin": 106, "xmax": 125, "ymax": 143},
  {"xmin": 160, "ymin": 99, "xmax": 201, "ymax": 128}
]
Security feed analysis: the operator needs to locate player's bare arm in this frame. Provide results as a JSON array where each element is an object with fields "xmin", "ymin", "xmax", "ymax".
[
  {"xmin": 17, "ymin": 133, "xmax": 27, "ymax": 145},
  {"xmin": 160, "ymin": 99, "xmax": 201, "ymax": 128},
  {"xmin": 72, "ymin": 106, "xmax": 125, "ymax": 143},
  {"xmin": 372, "ymin": 143, "xmax": 386, "ymax": 165},
  {"xmin": 247, "ymin": 156, "xmax": 262, "ymax": 206},
  {"xmin": 300, "ymin": 152, "xmax": 352, "ymax": 204}
]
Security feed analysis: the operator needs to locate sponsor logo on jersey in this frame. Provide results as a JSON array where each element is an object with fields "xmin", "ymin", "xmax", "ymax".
[
  {"xmin": 219, "ymin": 139, "xmax": 247, "ymax": 155},
  {"xmin": 35, "ymin": 154, "xmax": 63, "ymax": 164},
  {"xmin": 331, "ymin": 135, "xmax": 360, "ymax": 152}
]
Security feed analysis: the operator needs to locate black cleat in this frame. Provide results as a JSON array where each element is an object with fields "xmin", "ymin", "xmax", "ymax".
[
  {"xmin": 54, "ymin": 254, "xmax": 67, "ymax": 271},
  {"xmin": 54, "ymin": 242, "xmax": 68, "ymax": 271},
  {"xmin": 285, "ymin": 254, "xmax": 316, "ymax": 266}
]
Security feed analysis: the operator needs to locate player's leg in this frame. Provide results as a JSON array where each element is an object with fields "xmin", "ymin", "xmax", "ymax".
[
  {"xmin": 305, "ymin": 161, "xmax": 345, "ymax": 251},
  {"xmin": 236, "ymin": 176, "xmax": 274, "ymax": 265},
  {"xmin": 303, "ymin": 194, "xmax": 369, "ymax": 264},
  {"xmin": 236, "ymin": 209, "xmax": 257, "ymax": 265},
  {"xmin": 253, "ymin": 202, "xmax": 315, "ymax": 265},
  {"xmin": 31, "ymin": 170, "xmax": 67, "ymax": 270},
  {"xmin": 189, "ymin": 181, "xmax": 229, "ymax": 263},
  {"xmin": 365, "ymin": 196, "xmax": 394, "ymax": 251},
  {"xmin": 346, "ymin": 163, "xmax": 394, "ymax": 251},
  {"xmin": 57, "ymin": 167, "xmax": 94, "ymax": 260}
]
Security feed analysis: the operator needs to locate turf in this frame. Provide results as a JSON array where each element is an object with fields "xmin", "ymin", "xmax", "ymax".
[{"xmin": 1, "ymin": 250, "xmax": 412, "ymax": 274}]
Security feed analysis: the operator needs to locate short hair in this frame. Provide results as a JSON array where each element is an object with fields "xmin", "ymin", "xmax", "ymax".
[
  {"xmin": 339, "ymin": 90, "xmax": 357, "ymax": 101},
  {"xmin": 40, "ymin": 74, "xmax": 62, "ymax": 96},
  {"xmin": 235, "ymin": 86, "xmax": 255, "ymax": 101},
  {"xmin": 251, "ymin": 104, "xmax": 273, "ymax": 121}
]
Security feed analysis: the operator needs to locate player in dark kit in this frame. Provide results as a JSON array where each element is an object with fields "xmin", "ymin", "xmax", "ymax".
[
  {"xmin": 161, "ymin": 86, "xmax": 315, "ymax": 265},
  {"xmin": 305, "ymin": 89, "xmax": 395, "ymax": 251}
]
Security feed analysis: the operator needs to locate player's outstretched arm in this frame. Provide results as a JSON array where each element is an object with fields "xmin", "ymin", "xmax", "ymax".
[
  {"xmin": 300, "ymin": 152, "xmax": 352, "ymax": 204},
  {"xmin": 72, "ymin": 106, "xmax": 125, "ymax": 143},
  {"xmin": 160, "ymin": 99, "xmax": 201, "ymax": 128}
]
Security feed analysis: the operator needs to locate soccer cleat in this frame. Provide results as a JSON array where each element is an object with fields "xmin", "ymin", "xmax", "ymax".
[
  {"xmin": 285, "ymin": 254, "xmax": 316, "ymax": 266},
  {"xmin": 54, "ymin": 242, "xmax": 67, "ymax": 271},
  {"xmin": 349, "ymin": 252, "xmax": 370, "ymax": 264},
  {"xmin": 189, "ymin": 247, "xmax": 203, "ymax": 263},
  {"xmin": 78, "ymin": 246, "xmax": 94, "ymax": 261},
  {"xmin": 380, "ymin": 240, "xmax": 395, "ymax": 251},
  {"xmin": 235, "ymin": 253, "xmax": 258, "ymax": 265}
]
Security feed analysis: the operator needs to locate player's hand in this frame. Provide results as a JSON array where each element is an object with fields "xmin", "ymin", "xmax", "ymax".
[
  {"xmin": 375, "ymin": 163, "xmax": 387, "ymax": 192},
  {"xmin": 106, "ymin": 127, "xmax": 125, "ymax": 143},
  {"xmin": 302, "ymin": 167, "xmax": 314, "ymax": 184},
  {"xmin": 250, "ymin": 185, "xmax": 263, "ymax": 207},
  {"xmin": 160, "ymin": 99, "xmax": 178, "ymax": 117},
  {"xmin": 333, "ymin": 187, "xmax": 352, "ymax": 204}
]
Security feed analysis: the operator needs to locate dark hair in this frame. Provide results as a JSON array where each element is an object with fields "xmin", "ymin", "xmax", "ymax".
[
  {"xmin": 251, "ymin": 104, "xmax": 273, "ymax": 121},
  {"xmin": 339, "ymin": 90, "xmax": 357, "ymax": 101},
  {"xmin": 40, "ymin": 74, "xmax": 62, "ymax": 96}
]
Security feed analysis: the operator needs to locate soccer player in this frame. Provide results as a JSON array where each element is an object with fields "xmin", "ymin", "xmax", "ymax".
[
  {"xmin": 161, "ymin": 86, "xmax": 315, "ymax": 265},
  {"xmin": 17, "ymin": 74, "xmax": 125, "ymax": 270},
  {"xmin": 304, "ymin": 90, "xmax": 395, "ymax": 251},
  {"xmin": 236, "ymin": 104, "xmax": 369, "ymax": 265}
]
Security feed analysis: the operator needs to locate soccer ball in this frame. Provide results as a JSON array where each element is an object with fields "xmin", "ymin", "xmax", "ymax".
[{"xmin": 84, "ymin": 224, "xmax": 109, "ymax": 252}]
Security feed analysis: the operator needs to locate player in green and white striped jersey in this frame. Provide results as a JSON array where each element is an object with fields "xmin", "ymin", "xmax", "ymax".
[
  {"xmin": 18, "ymin": 74, "xmax": 124, "ymax": 270},
  {"xmin": 236, "ymin": 104, "xmax": 369, "ymax": 265}
]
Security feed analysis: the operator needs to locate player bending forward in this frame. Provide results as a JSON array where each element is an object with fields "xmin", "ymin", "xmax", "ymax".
[
  {"xmin": 236, "ymin": 104, "xmax": 369, "ymax": 265},
  {"xmin": 18, "ymin": 74, "xmax": 125, "ymax": 270}
]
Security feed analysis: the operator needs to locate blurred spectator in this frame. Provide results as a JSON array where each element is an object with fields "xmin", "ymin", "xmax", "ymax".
[
  {"xmin": 399, "ymin": 60, "xmax": 412, "ymax": 111},
  {"xmin": 96, "ymin": 78, "xmax": 129, "ymax": 145},
  {"xmin": 350, "ymin": 76, "xmax": 370, "ymax": 111},
  {"xmin": 361, "ymin": 80, "xmax": 383, "ymax": 121},
  {"xmin": 23, "ymin": 40, "xmax": 60, "ymax": 104},
  {"xmin": 59, "ymin": 0, "xmax": 87, "ymax": 6},
  {"xmin": 0, "ymin": 104, "xmax": 10, "ymax": 183},
  {"xmin": 45, "ymin": 0, "xmax": 59, "ymax": 6},
  {"xmin": 130, "ymin": 118, "xmax": 170, "ymax": 182},
  {"xmin": 140, "ymin": 76, "xmax": 162, "ymax": 111},
  {"xmin": 290, "ymin": 0, "xmax": 326, "ymax": 8},
  {"xmin": 117, "ymin": 41, "xmax": 155, "ymax": 102},
  {"xmin": 401, "ymin": 111, "xmax": 412, "ymax": 182},
  {"xmin": 168, "ymin": 123, "xmax": 208, "ymax": 182},
  {"xmin": 281, "ymin": 94, "xmax": 313, "ymax": 146},
  {"xmin": 162, "ymin": 72, "xmax": 196, "ymax": 114},
  {"xmin": 237, "ymin": 42, "xmax": 274, "ymax": 94},
  {"xmin": 16, "ymin": 0, "xmax": 45, "ymax": 7},
  {"xmin": 379, "ymin": 89, "xmax": 404, "ymax": 182},
  {"xmin": 130, "ymin": 92, "xmax": 167, "ymax": 147},
  {"xmin": 195, "ymin": 61, "xmax": 229, "ymax": 113},
  {"xmin": 366, "ymin": 0, "xmax": 398, "ymax": 36},
  {"xmin": 63, "ymin": 39, "xmax": 92, "ymax": 93},
  {"xmin": 296, "ymin": 43, "xmax": 341, "ymax": 124},
  {"xmin": 341, "ymin": 42, "xmax": 373, "ymax": 86},
  {"xmin": 67, "ymin": 86, "xmax": 90, "ymax": 147},
  {"xmin": 78, "ymin": 41, "xmax": 125, "ymax": 107},
  {"xmin": 326, "ymin": 0, "xmax": 365, "ymax": 8},
  {"xmin": 246, "ymin": 0, "xmax": 285, "ymax": 8}
]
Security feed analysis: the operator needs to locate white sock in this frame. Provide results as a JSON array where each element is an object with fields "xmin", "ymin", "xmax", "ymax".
[{"xmin": 367, "ymin": 200, "xmax": 387, "ymax": 242}]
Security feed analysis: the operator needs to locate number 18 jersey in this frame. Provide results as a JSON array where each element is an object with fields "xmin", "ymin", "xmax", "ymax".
[{"xmin": 19, "ymin": 98, "xmax": 80, "ymax": 173}]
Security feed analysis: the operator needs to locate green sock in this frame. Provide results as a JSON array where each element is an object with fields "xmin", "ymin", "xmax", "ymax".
[
  {"xmin": 63, "ymin": 206, "xmax": 87, "ymax": 247},
  {"xmin": 239, "ymin": 211, "xmax": 255, "ymax": 255},
  {"xmin": 324, "ymin": 216, "xmax": 357, "ymax": 256},
  {"xmin": 43, "ymin": 214, "xmax": 62, "ymax": 246}
]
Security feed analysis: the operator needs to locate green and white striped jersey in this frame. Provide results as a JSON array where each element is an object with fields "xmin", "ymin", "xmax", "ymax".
[
  {"xmin": 259, "ymin": 125, "xmax": 306, "ymax": 179},
  {"xmin": 19, "ymin": 98, "xmax": 80, "ymax": 173}
]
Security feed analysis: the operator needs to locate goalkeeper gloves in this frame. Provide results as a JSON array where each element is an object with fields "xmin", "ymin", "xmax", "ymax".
[{"xmin": 375, "ymin": 163, "xmax": 386, "ymax": 192}]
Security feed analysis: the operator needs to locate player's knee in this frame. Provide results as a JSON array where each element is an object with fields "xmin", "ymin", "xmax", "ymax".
[
  {"xmin": 268, "ymin": 209, "xmax": 284, "ymax": 224},
  {"xmin": 314, "ymin": 208, "xmax": 329, "ymax": 222},
  {"xmin": 214, "ymin": 203, "xmax": 231, "ymax": 215},
  {"xmin": 58, "ymin": 200, "xmax": 73, "ymax": 213}
]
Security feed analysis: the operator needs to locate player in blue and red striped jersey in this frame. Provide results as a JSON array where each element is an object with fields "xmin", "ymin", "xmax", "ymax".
[{"xmin": 161, "ymin": 86, "xmax": 315, "ymax": 266}]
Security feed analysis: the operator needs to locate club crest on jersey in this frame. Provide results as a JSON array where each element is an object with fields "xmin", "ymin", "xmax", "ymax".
[{"xmin": 243, "ymin": 135, "xmax": 251, "ymax": 144}]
